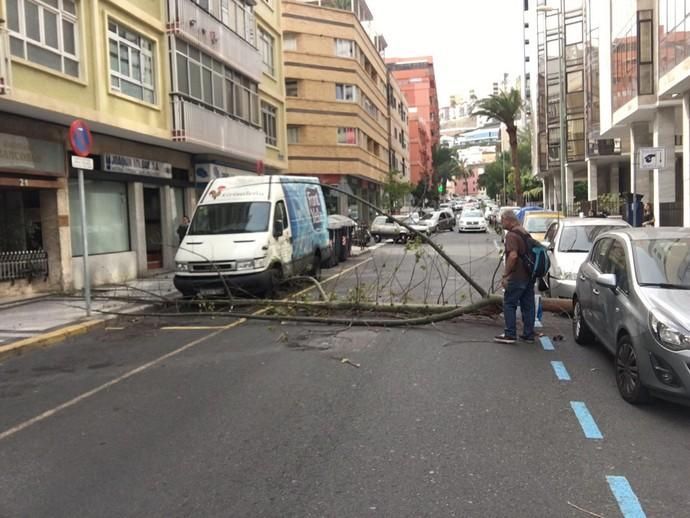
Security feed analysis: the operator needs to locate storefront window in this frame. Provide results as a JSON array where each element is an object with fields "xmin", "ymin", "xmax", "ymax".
[{"xmin": 69, "ymin": 179, "xmax": 130, "ymax": 256}]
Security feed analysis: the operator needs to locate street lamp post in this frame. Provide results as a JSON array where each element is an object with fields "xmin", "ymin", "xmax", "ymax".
[{"xmin": 537, "ymin": 2, "xmax": 568, "ymax": 216}]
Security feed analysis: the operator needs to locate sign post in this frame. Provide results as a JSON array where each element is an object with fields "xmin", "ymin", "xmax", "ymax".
[{"xmin": 69, "ymin": 119, "xmax": 94, "ymax": 316}]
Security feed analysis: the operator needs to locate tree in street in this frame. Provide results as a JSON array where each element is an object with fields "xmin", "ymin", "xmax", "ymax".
[
  {"xmin": 432, "ymin": 145, "xmax": 460, "ymax": 200},
  {"xmin": 473, "ymin": 88, "xmax": 524, "ymax": 206},
  {"xmin": 383, "ymin": 169, "xmax": 412, "ymax": 212}
]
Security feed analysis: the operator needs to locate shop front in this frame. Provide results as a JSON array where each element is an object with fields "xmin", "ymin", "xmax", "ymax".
[
  {"xmin": 68, "ymin": 150, "xmax": 194, "ymax": 290},
  {"xmin": 0, "ymin": 132, "xmax": 69, "ymax": 297}
]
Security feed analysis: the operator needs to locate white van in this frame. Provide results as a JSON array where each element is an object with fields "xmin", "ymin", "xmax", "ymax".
[{"xmin": 174, "ymin": 175, "xmax": 331, "ymax": 297}]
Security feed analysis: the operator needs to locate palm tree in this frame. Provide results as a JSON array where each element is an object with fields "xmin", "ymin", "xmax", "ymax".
[
  {"xmin": 457, "ymin": 158, "xmax": 470, "ymax": 195},
  {"xmin": 432, "ymin": 145, "xmax": 459, "ymax": 199},
  {"xmin": 473, "ymin": 88, "xmax": 524, "ymax": 206}
]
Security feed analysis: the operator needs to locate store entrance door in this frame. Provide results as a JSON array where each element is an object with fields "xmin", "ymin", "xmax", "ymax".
[{"xmin": 143, "ymin": 187, "xmax": 162, "ymax": 270}]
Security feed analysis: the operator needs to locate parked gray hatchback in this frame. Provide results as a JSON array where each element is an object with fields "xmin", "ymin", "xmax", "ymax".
[{"xmin": 573, "ymin": 228, "xmax": 690, "ymax": 404}]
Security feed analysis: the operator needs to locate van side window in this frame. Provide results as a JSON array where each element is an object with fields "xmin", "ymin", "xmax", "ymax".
[{"xmin": 274, "ymin": 201, "xmax": 288, "ymax": 231}]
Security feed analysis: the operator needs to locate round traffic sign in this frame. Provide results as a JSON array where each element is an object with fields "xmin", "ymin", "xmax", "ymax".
[{"xmin": 69, "ymin": 119, "xmax": 93, "ymax": 157}]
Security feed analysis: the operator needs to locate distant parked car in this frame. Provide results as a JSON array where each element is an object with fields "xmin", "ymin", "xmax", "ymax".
[
  {"xmin": 457, "ymin": 209, "xmax": 488, "ymax": 232},
  {"xmin": 371, "ymin": 216, "xmax": 408, "ymax": 244},
  {"xmin": 573, "ymin": 227, "xmax": 690, "ymax": 404},
  {"xmin": 542, "ymin": 217, "xmax": 631, "ymax": 299},
  {"xmin": 419, "ymin": 211, "xmax": 454, "ymax": 233}
]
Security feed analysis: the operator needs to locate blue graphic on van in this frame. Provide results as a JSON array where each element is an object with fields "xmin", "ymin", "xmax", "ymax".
[{"xmin": 280, "ymin": 177, "xmax": 329, "ymax": 261}]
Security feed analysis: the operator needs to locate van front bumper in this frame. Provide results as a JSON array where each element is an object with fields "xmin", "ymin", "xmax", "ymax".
[{"xmin": 174, "ymin": 271, "xmax": 272, "ymax": 296}]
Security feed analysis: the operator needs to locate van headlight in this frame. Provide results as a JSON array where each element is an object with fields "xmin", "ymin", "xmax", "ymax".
[
  {"xmin": 176, "ymin": 262, "xmax": 189, "ymax": 272},
  {"xmin": 237, "ymin": 257, "xmax": 267, "ymax": 271},
  {"xmin": 650, "ymin": 313, "xmax": 690, "ymax": 351}
]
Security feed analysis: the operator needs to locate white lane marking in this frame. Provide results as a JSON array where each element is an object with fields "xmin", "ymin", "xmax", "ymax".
[{"xmin": 0, "ymin": 257, "xmax": 373, "ymax": 442}]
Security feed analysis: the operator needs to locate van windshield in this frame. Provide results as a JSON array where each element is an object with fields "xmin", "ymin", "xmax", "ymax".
[{"xmin": 189, "ymin": 202, "xmax": 271, "ymax": 235}]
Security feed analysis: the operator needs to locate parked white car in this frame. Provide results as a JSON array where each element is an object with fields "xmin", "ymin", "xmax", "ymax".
[
  {"xmin": 457, "ymin": 209, "xmax": 488, "ymax": 232},
  {"xmin": 543, "ymin": 217, "xmax": 631, "ymax": 299}
]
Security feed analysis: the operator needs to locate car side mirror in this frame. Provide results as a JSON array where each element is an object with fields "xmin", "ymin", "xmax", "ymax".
[
  {"xmin": 596, "ymin": 273, "xmax": 617, "ymax": 289},
  {"xmin": 273, "ymin": 219, "xmax": 284, "ymax": 238}
]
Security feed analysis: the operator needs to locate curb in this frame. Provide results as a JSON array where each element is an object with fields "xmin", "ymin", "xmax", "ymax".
[{"xmin": 0, "ymin": 319, "xmax": 106, "ymax": 359}]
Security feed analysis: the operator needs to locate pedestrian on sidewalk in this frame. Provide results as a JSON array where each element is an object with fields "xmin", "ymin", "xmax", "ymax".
[
  {"xmin": 495, "ymin": 210, "xmax": 536, "ymax": 344},
  {"xmin": 177, "ymin": 215, "xmax": 190, "ymax": 244}
]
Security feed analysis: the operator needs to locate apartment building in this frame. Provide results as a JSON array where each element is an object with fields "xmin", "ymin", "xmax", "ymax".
[
  {"xmin": 387, "ymin": 56, "xmax": 440, "ymax": 186},
  {"xmin": 526, "ymin": 0, "xmax": 690, "ymax": 226},
  {"xmin": 387, "ymin": 74, "xmax": 410, "ymax": 182},
  {"xmin": 0, "ymin": 0, "xmax": 267, "ymax": 296},
  {"xmin": 255, "ymin": 0, "xmax": 288, "ymax": 173},
  {"xmin": 281, "ymin": 0, "xmax": 390, "ymax": 221}
]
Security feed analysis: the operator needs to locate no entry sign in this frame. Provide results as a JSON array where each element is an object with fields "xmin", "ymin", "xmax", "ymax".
[{"xmin": 69, "ymin": 119, "xmax": 93, "ymax": 157}]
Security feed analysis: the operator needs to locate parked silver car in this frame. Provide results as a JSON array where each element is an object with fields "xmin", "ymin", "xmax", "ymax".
[
  {"xmin": 370, "ymin": 216, "xmax": 409, "ymax": 244},
  {"xmin": 543, "ymin": 218, "xmax": 630, "ymax": 299},
  {"xmin": 573, "ymin": 228, "xmax": 690, "ymax": 404}
]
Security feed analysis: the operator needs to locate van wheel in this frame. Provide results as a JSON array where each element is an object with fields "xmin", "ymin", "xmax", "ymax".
[
  {"xmin": 312, "ymin": 253, "xmax": 322, "ymax": 281},
  {"xmin": 266, "ymin": 266, "xmax": 282, "ymax": 298}
]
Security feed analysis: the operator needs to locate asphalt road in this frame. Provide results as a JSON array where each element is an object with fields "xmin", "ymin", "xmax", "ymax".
[{"xmin": 1, "ymin": 230, "xmax": 689, "ymax": 517}]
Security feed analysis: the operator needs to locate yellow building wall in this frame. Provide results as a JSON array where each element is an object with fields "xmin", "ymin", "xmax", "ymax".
[
  {"xmin": 3, "ymin": 0, "xmax": 169, "ymax": 140},
  {"xmin": 255, "ymin": 0, "xmax": 289, "ymax": 172},
  {"xmin": 282, "ymin": 0, "xmax": 390, "ymax": 185}
]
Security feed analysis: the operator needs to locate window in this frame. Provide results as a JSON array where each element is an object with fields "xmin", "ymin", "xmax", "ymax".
[
  {"xmin": 605, "ymin": 240, "xmax": 630, "ymax": 293},
  {"xmin": 637, "ymin": 10, "xmax": 654, "ymax": 95},
  {"xmin": 273, "ymin": 201, "xmax": 288, "ymax": 234},
  {"xmin": 285, "ymin": 79, "xmax": 298, "ymax": 97},
  {"xmin": 7, "ymin": 0, "xmax": 79, "ymax": 77},
  {"xmin": 108, "ymin": 20, "xmax": 155, "ymax": 103},
  {"xmin": 287, "ymin": 125, "xmax": 300, "ymax": 144},
  {"xmin": 337, "ymin": 127, "xmax": 357, "ymax": 145},
  {"xmin": 261, "ymin": 101, "xmax": 278, "ymax": 147},
  {"xmin": 336, "ymin": 83, "xmax": 357, "ymax": 102},
  {"xmin": 335, "ymin": 38, "xmax": 355, "ymax": 58},
  {"xmin": 190, "ymin": 202, "xmax": 271, "ymax": 235},
  {"xmin": 69, "ymin": 179, "xmax": 130, "ymax": 256},
  {"xmin": 258, "ymin": 27, "xmax": 274, "ymax": 75},
  {"xmin": 283, "ymin": 32, "xmax": 297, "ymax": 51},
  {"xmin": 591, "ymin": 238, "xmax": 613, "ymax": 271},
  {"xmin": 175, "ymin": 40, "xmax": 260, "ymax": 127}
]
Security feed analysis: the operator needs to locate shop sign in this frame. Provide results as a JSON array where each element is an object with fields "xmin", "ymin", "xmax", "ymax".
[
  {"xmin": 0, "ymin": 133, "xmax": 64, "ymax": 174},
  {"xmin": 102, "ymin": 154, "xmax": 172, "ymax": 179},
  {"xmin": 195, "ymin": 163, "xmax": 252, "ymax": 183}
]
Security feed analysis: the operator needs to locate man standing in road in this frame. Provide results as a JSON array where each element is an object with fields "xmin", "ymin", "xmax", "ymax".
[{"xmin": 495, "ymin": 210, "xmax": 535, "ymax": 344}]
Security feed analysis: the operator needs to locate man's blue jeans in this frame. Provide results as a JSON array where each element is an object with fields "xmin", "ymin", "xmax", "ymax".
[{"xmin": 504, "ymin": 279, "xmax": 535, "ymax": 338}]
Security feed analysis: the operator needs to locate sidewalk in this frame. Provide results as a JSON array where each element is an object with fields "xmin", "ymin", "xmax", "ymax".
[{"xmin": 0, "ymin": 273, "xmax": 176, "ymax": 354}]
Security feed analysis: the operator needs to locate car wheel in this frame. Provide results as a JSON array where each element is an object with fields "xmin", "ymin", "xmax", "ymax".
[
  {"xmin": 374, "ymin": 234, "xmax": 382, "ymax": 243},
  {"xmin": 572, "ymin": 298, "xmax": 595, "ymax": 346},
  {"xmin": 615, "ymin": 334, "xmax": 650, "ymax": 405}
]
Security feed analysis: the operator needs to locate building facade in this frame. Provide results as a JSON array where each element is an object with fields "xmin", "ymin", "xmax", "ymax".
[
  {"xmin": 281, "ymin": 0, "xmax": 390, "ymax": 221},
  {"xmin": 387, "ymin": 74, "xmax": 410, "ymax": 182},
  {"xmin": 256, "ymin": 0, "xmax": 289, "ymax": 173},
  {"xmin": 0, "ymin": 0, "xmax": 269, "ymax": 297},
  {"xmin": 387, "ymin": 56, "xmax": 440, "ymax": 186}
]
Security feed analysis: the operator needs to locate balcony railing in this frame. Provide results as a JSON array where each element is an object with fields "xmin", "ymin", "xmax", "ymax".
[
  {"xmin": 167, "ymin": 0, "xmax": 262, "ymax": 81},
  {"xmin": 0, "ymin": 25, "xmax": 12, "ymax": 95},
  {"xmin": 172, "ymin": 96, "xmax": 265, "ymax": 161}
]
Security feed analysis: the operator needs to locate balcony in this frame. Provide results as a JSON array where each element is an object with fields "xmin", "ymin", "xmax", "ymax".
[
  {"xmin": 0, "ymin": 25, "xmax": 11, "ymax": 95},
  {"xmin": 167, "ymin": 0, "xmax": 262, "ymax": 81},
  {"xmin": 172, "ymin": 97, "xmax": 265, "ymax": 161}
]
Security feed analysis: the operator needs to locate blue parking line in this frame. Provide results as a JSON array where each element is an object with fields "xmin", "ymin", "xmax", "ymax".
[
  {"xmin": 540, "ymin": 336, "xmax": 555, "ymax": 351},
  {"xmin": 607, "ymin": 476, "xmax": 646, "ymax": 518},
  {"xmin": 551, "ymin": 361, "xmax": 571, "ymax": 381},
  {"xmin": 570, "ymin": 401, "xmax": 603, "ymax": 439}
]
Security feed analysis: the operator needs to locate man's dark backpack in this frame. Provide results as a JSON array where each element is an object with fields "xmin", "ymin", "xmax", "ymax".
[{"xmin": 510, "ymin": 230, "xmax": 551, "ymax": 280}]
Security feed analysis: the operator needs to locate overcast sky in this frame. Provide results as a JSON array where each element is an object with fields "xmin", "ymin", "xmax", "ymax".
[{"xmin": 365, "ymin": 0, "xmax": 525, "ymax": 106}]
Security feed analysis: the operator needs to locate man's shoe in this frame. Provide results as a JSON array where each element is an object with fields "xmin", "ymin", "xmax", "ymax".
[
  {"xmin": 494, "ymin": 334, "xmax": 517, "ymax": 344},
  {"xmin": 520, "ymin": 335, "xmax": 536, "ymax": 343}
]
